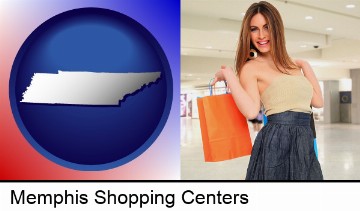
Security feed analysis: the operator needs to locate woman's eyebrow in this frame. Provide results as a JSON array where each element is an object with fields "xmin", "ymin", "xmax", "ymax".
[{"xmin": 250, "ymin": 24, "xmax": 268, "ymax": 28}]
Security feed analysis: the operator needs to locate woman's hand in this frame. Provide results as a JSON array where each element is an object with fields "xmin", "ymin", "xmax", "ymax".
[{"xmin": 211, "ymin": 65, "xmax": 233, "ymax": 85}]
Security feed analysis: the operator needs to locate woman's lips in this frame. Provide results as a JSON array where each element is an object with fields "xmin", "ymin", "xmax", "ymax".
[{"xmin": 257, "ymin": 40, "xmax": 269, "ymax": 46}]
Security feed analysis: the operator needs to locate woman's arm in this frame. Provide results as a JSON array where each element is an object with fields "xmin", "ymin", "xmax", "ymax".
[
  {"xmin": 211, "ymin": 65, "xmax": 261, "ymax": 119},
  {"xmin": 295, "ymin": 59, "xmax": 324, "ymax": 108}
]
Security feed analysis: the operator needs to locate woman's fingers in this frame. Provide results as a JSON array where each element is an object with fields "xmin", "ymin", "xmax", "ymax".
[
  {"xmin": 210, "ymin": 65, "xmax": 228, "ymax": 85},
  {"xmin": 210, "ymin": 77, "xmax": 218, "ymax": 86}
]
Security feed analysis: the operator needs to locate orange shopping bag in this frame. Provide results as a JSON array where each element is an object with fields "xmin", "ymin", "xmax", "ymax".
[{"xmin": 197, "ymin": 90, "xmax": 252, "ymax": 162}]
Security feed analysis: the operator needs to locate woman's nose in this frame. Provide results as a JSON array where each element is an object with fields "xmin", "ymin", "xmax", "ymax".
[{"xmin": 258, "ymin": 30, "xmax": 266, "ymax": 39}]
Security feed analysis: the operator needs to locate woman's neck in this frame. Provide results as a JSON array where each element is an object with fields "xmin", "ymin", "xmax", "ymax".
[{"xmin": 258, "ymin": 52, "xmax": 272, "ymax": 60}]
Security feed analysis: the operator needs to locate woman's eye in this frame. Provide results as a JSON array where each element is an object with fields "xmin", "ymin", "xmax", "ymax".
[{"xmin": 251, "ymin": 28, "xmax": 258, "ymax": 32}]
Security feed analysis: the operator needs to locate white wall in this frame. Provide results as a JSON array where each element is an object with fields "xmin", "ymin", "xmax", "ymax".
[{"xmin": 315, "ymin": 68, "xmax": 350, "ymax": 81}]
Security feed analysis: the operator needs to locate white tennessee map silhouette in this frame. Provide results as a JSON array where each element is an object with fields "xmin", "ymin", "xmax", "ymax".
[{"xmin": 21, "ymin": 70, "xmax": 161, "ymax": 105}]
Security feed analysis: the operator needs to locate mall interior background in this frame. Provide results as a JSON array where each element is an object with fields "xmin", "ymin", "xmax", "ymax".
[{"xmin": 180, "ymin": 0, "xmax": 360, "ymax": 180}]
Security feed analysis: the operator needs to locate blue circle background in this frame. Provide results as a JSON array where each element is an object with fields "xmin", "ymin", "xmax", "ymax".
[{"xmin": 9, "ymin": 8, "xmax": 172, "ymax": 170}]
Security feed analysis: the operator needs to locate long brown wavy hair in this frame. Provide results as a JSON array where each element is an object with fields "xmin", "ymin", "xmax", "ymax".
[{"xmin": 235, "ymin": 1, "xmax": 298, "ymax": 75}]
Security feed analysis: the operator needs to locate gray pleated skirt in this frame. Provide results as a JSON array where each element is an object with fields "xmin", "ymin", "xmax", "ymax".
[{"xmin": 245, "ymin": 111, "xmax": 323, "ymax": 180}]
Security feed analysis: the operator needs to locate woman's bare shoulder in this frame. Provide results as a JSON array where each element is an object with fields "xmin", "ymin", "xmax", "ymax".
[
  {"xmin": 240, "ymin": 60, "xmax": 259, "ymax": 77},
  {"xmin": 292, "ymin": 58, "xmax": 311, "ymax": 69}
]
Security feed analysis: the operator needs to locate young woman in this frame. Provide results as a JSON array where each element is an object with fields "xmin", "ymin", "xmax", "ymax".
[{"xmin": 211, "ymin": 1, "xmax": 323, "ymax": 180}]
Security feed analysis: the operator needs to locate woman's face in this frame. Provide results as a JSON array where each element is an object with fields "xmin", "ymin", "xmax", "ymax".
[{"xmin": 250, "ymin": 13, "xmax": 270, "ymax": 54}]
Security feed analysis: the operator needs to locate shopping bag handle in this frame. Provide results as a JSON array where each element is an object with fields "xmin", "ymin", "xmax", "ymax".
[{"xmin": 209, "ymin": 79, "xmax": 228, "ymax": 96}]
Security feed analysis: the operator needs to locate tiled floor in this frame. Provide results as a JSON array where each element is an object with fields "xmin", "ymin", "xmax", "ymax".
[{"xmin": 181, "ymin": 117, "xmax": 360, "ymax": 180}]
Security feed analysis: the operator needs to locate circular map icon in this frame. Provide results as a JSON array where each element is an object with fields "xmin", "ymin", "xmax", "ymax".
[{"xmin": 9, "ymin": 8, "xmax": 173, "ymax": 171}]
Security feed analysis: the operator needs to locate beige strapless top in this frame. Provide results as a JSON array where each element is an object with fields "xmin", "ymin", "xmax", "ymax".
[{"xmin": 261, "ymin": 75, "xmax": 313, "ymax": 116}]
